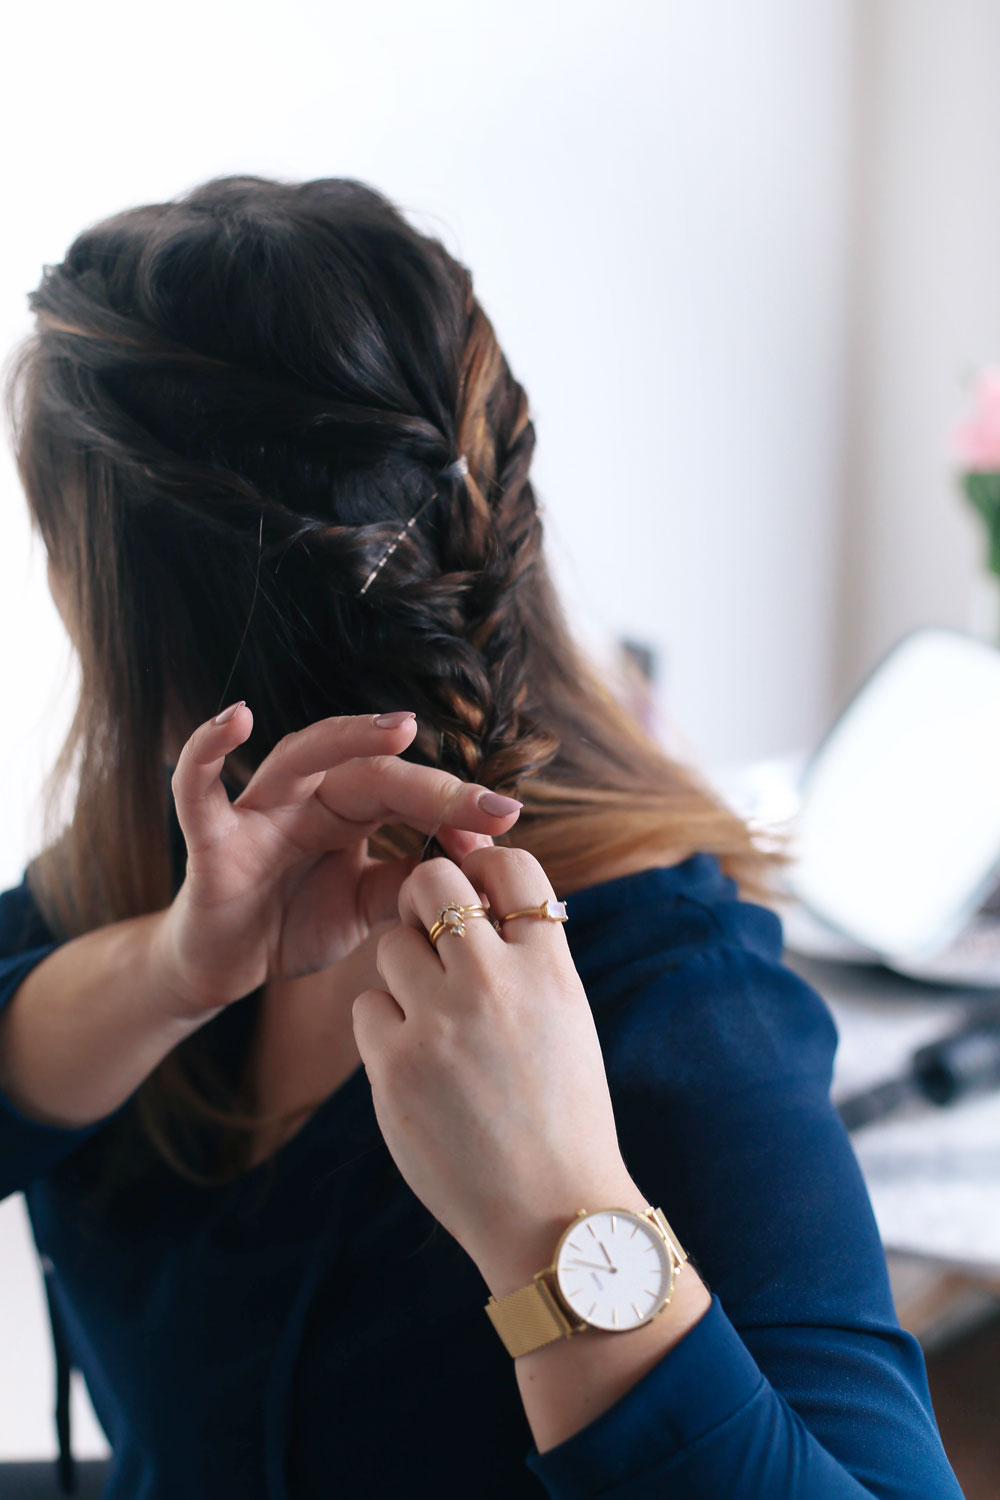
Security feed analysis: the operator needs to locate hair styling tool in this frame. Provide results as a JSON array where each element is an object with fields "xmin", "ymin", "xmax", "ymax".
[{"xmin": 837, "ymin": 1004, "xmax": 1000, "ymax": 1132}]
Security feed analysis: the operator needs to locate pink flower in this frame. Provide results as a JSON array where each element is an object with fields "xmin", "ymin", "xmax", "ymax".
[{"xmin": 954, "ymin": 369, "xmax": 1000, "ymax": 470}]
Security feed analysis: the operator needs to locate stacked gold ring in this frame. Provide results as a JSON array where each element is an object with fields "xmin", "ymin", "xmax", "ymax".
[
  {"xmin": 428, "ymin": 898, "xmax": 569, "ymax": 947},
  {"xmin": 499, "ymin": 899, "xmax": 569, "ymax": 926},
  {"xmin": 427, "ymin": 902, "xmax": 491, "ymax": 946}
]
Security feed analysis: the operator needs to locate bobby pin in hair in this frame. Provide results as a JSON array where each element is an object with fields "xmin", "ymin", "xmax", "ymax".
[
  {"xmin": 357, "ymin": 455, "xmax": 468, "ymax": 598},
  {"xmin": 357, "ymin": 500, "xmax": 431, "ymax": 598}
]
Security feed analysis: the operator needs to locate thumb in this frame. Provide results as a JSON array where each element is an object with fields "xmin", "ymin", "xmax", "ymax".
[
  {"xmin": 355, "ymin": 851, "xmax": 421, "ymax": 929},
  {"xmin": 333, "ymin": 921, "xmax": 397, "ymax": 1000}
]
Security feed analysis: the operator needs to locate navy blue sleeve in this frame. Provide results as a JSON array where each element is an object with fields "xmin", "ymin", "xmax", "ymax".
[
  {"xmin": 0, "ymin": 877, "xmax": 110, "ymax": 1199},
  {"xmin": 526, "ymin": 936, "xmax": 962, "ymax": 1499}
]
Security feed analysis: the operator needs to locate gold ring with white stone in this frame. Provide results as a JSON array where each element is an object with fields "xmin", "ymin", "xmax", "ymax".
[
  {"xmin": 498, "ymin": 899, "xmax": 569, "ymax": 927},
  {"xmin": 427, "ymin": 903, "xmax": 491, "ymax": 947}
]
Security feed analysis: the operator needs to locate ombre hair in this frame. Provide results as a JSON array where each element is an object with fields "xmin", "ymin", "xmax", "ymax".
[{"xmin": 7, "ymin": 176, "xmax": 783, "ymax": 1184}]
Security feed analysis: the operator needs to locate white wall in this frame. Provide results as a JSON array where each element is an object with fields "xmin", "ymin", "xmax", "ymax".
[
  {"xmin": 835, "ymin": 0, "xmax": 1000, "ymax": 701},
  {"xmin": 0, "ymin": 0, "xmax": 855, "ymax": 1461},
  {"xmin": 0, "ymin": 0, "xmax": 857, "ymax": 894}
]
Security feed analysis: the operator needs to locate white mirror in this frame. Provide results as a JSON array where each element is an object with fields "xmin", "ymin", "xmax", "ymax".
[{"xmin": 789, "ymin": 627, "xmax": 1000, "ymax": 963}]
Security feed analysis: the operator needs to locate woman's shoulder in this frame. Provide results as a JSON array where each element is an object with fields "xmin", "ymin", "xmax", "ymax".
[
  {"xmin": 562, "ymin": 850, "xmax": 785, "ymax": 968},
  {"xmin": 0, "ymin": 873, "xmax": 56, "ymax": 957},
  {"xmin": 564, "ymin": 852, "xmax": 838, "ymax": 1091}
]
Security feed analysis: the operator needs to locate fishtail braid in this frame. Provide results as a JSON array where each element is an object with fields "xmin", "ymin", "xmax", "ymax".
[{"xmin": 360, "ymin": 282, "xmax": 559, "ymax": 797}]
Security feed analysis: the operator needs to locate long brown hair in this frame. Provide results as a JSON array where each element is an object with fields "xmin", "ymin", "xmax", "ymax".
[{"xmin": 7, "ymin": 176, "xmax": 783, "ymax": 1184}]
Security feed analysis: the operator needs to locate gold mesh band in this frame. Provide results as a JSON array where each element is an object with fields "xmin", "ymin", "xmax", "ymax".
[
  {"xmin": 484, "ymin": 1276, "xmax": 578, "ymax": 1358},
  {"xmin": 649, "ymin": 1207, "xmax": 688, "ymax": 1269}
]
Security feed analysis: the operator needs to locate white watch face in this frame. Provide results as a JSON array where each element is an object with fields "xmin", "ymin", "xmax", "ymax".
[{"xmin": 554, "ymin": 1209, "xmax": 674, "ymax": 1332}]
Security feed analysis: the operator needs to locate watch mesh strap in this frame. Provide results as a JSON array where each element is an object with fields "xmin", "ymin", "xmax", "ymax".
[
  {"xmin": 649, "ymin": 1207, "xmax": 688, "ymax": 1269},
  {"xmin": 485, "ymin": 1276, "xmax": 577, "ymax": 1358}
]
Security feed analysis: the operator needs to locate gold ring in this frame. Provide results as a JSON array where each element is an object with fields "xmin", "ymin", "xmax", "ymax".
[
  {"xmin": 498, "ymin": 899, "xmax": 569, "ymax": 926},
  {"xmin": 428, "ymin": 903, "xmax": 490, "ymax": 947}
]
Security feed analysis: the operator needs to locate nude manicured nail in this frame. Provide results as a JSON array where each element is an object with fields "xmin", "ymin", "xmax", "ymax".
[
  {"xmin": 214, "ymin": 701, "xmax": 245, "ymax": 726},
  {"xmin": 373, "ymin": 711, "xmax": 416, "ymax": 728},
  {"xmin": 478, "ymin": 791, "xmax": 523, "ymax": 817}
]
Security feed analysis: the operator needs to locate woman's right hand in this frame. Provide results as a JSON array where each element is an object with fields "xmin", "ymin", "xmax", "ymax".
[{"xmin": 151, "ymin": 705, "xmax": 523, "ymax": 1020}]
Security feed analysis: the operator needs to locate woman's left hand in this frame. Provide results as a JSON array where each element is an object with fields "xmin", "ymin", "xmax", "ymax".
[{"xmin": 352, "ymin": 846, "xmax": 648, "ymax": 1296}]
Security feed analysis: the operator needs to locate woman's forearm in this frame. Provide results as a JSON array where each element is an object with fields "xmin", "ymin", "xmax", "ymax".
[{"xmin": 0, "ymin": 911, "xmax": 213, "ymax": 1129}]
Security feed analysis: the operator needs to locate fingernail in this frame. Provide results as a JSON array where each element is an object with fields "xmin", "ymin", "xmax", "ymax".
[
  {"xmin": 214, "ymin": 701, "xmax": 245, "ymax": 726},
  {"xmin": 373, "ymin": 710, "xmax": 417, "ymax": 729},
  {"xmin": 478, "ymin": 791, "xmax": 523, "ymax": 817}
]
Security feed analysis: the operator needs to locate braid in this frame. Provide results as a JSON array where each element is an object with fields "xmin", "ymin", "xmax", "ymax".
[{"xmin": 358, "ymin": 279, "xmax": 559, "ymax": 796}]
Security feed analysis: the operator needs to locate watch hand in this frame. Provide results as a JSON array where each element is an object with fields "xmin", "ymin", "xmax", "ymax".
[
  {"xmin": 597, "ymin": 1240, "xmax": 617, "ymax": 1272},
  {"xmin": 569, "ymin": 1259, "xmax": 617, "ymax": 1273}
]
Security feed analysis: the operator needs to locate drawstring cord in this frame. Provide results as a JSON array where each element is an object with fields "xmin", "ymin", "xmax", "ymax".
[{"xmin": 42, "ymin": 1257, "xmax": 76, "ymax": 1494}]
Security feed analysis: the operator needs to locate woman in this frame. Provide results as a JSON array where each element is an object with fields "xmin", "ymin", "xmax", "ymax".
[{"xmin": 0, "ymin": 176, "xmax": 960, "ymax": 1498}]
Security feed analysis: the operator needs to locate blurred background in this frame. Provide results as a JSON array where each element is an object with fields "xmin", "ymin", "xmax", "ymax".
[{"xmin": 2, "ymin": 1, "xmax": 999, "ymax": 1493}]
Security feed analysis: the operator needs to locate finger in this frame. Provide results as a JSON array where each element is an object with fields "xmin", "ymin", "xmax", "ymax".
[
  {"xmin": 433, "ymin": 826, "xmax": 494, "ymax": 863},
  {"xmin": 352, "ymin": 987, "xmax": 405, "ymax": 1060},
  {"xmin": 171, "ymin": 703, "xmax": 254, "ymax": 854},
  {"xmin": 313, "ymin": 757, "xmax": 523, "ymax": 842},
  {"xmin": 236, "ymin": 712, "xmax": 419, "ymax": 809},
  {"xmin": 235, "ymin": 713, "xmax": 522, "ymax": 846},
  {"xmin": 458, "ymin": 845, "xmax": 567, "ymax": 948},
  {"xmin": 374, "ymin": 923, "xmax": 442, "ymax": 1012},
  {"xmin": 396, "ymin": 857, "xmax": 496, "ymax": 956}
]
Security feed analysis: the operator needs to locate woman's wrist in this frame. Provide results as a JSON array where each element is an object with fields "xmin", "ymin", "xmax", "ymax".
[
  {"xmin": 470, "ymin": 1166, "xmax": 651, "ymax": 1299},
  {"xmin": 513, "ymin": 1258, "xmax": 713, "ymax": 1454},
  {"xmin": 0, "ymin": 911, "xmax": 215, "ymax": 1130},
  {"xmin": 146, "ymin": 902, "xmax": 232, "ymax": 1025},
  {"xmin": 466, "ymin": 1167, "xmax": 714, "ymax": 1455}
]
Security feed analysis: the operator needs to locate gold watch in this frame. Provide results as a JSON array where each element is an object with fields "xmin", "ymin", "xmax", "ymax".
[{"xmin": 484, "ymin": 1206, "xmax": 687, "ymax": 1359}]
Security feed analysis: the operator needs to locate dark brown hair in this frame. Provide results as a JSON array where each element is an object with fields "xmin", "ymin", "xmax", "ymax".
[{"xmin": 7, "ymin": 175, "xmax": 783, "ymax": 1183}]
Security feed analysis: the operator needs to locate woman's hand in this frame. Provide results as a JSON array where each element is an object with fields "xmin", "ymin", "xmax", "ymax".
[
  {"xmin": 352, "ymin": 847, "xmax": 647, "ymax": 1297},
  {"xmin": 152, "ymin": 706, "xmax": 523, "ymax": 1020}
]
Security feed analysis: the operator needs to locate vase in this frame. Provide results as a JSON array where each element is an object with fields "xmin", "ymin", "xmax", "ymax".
[{"xmin": 967, "ymin": 569, "xmax": 1000, "ymax": 644}]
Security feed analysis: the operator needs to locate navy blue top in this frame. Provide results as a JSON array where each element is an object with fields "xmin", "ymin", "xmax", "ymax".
[{"xmin": 0, "ymin": 853, "xmax": 962, "ymax": 1498}]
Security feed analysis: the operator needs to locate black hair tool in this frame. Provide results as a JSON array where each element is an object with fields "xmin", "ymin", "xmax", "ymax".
[{"xmin": 837, "ymin": 1004, "xmax": 1000, "ymax": 1132}]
